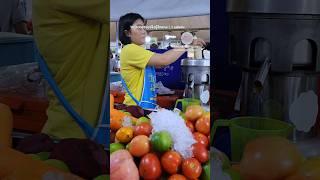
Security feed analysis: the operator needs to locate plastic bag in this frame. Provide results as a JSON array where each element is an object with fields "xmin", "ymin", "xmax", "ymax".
[{"xmin": 0, "ymin": 63, "xmax": 47, "ymax": 97}]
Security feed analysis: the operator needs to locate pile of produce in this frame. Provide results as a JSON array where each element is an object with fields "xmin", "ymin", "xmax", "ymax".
[
  {"xmin": 213, "ymin": 136, "xmax": 320, "ymax": 180},
  {"xmin": 110, "ymin": 94, "xmax": 210, "ymax": 180},
  {"xmin": 13, "ymin": 134, "xmax": 108, "ymax": 180},
  {"xmin": 0, "ymin": 103, "xmax": 108, "ymax": 179},
  {"xmin": 0, "ymin": 145, "xmax": 84, "ymax": 180}
]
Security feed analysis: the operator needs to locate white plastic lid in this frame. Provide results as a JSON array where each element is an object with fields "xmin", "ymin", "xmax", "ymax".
[{"xmin": 181, "ymin": 32, "xmax": 194, "ymax": 45}]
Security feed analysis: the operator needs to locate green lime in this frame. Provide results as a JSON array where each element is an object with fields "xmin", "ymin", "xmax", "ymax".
[
  {"xmin": 151, "ymin": 131, "xmax": 172, "ymax": 152},
  {"xmin": 28, "ymin": 154, "xmax": 41, "ymax": 161},
  {"xmin": 36, "ymin": 152, "xmax": 51, "ymax": 161},
  {"xmin": 44, "ymin": 159, "xmax": 70, "ymax": 172},
  {"xmin": 94, "ymin": 174, "xmax": 109, "ymax": 180},
  {"xmin": 136, "ymin": 117, "xmax": 150, "ymax": 125},
  {"xmin": 200, "ymin": 162, "xmax": 210, "ymax": 180},
  {"xmin": 110, "ymin": 143, "xmax": 125, "ymax": 154}
]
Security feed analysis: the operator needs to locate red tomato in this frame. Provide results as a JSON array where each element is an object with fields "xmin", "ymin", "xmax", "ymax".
[
  {"xmin": 182, "ymin": 158, "xmax": 202, "ymax": 179},
  {"xmin": 186, "ymin": 121, "xmax": 194, "ymax": 133},
  {"xmin": 134, "ymin": 123, "xmax": 152, "ymax": 137},
  {"xmin": 139, "ymin": 153, "xmax": 162, "ymax": 179},
  {"xmin": 161, "ymin": 151, "xmax": 182, "ymax": 174},
  {"xmin": 192, "ymin": 143, "xmax": 209, "ymax": 163},
  {"xmin": 195, "ymin": 117, "xmax": 210, "ymax": 135},
  {"xmin": 193, "ymin": 132, "xmax": 209, "ymax": 148},
  {"xmin": 168, "ymin": 174, "xmax": 187, "ymax": 180}
]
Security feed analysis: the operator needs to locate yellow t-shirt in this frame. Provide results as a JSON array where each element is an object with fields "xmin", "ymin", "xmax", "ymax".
[
  {"xmin": 120, "ymin": 44, "xmax": 154, "ymax": 105},
  {"xmin": 32, "ymin": 0, "xmax": 108, "ymax": 138}
]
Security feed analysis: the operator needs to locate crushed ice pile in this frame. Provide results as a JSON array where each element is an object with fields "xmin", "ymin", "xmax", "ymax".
[
  {"xmin": 148, "ymin": 109, "xmax": 196, "ymax": 158},
  {"xmin": 122, "ymin": 116, "xmax": 133, "ymax": 127}
]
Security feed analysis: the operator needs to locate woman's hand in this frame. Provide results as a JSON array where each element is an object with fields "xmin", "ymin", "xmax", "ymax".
[{"xmin": 192, "ymin": 38, "xmax": 206, "ymax": 47}]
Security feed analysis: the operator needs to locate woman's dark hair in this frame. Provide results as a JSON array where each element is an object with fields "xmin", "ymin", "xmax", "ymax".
[{"xmin": 118, "ymin": 13, "xmax": 145, "ymax": 45}]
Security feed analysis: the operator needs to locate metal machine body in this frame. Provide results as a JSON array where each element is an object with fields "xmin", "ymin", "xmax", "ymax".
[
  {"xmin": 181, "ymin": 59, "xmax": 210, "ymax": 106},
  {"xmin": 227, "ymin": 0, "xmax": 320, "ymax": 141}
]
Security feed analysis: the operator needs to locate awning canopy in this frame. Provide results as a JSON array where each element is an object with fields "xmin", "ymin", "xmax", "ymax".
[{"xmin": 110, "ymin": 0, "xmax": 210, "ymax": 21}]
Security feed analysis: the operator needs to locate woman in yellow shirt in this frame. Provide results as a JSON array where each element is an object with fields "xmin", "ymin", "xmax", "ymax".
[
  {"xmin": 118, "ymin": 13, "xmax": 205, "ymax": 110},
  {"xmin": 33, "ymin": 0, "xmax": 108, "ymax": 139}
]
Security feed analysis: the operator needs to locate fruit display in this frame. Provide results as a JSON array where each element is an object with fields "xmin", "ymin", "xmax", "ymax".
[
  {"xmin": 110, "ymin": 96, "xmax": 211, "ymax": 180},
  {"xmin": 11, "ymin": 135, "xmax": 108, "ymax": 180},
  {"xmin": 0, "ymin": 145, "xmax": 84, "ymax": 179}
]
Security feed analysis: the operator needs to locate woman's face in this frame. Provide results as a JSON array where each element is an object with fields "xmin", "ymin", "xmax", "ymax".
[{"xmin": 127, "ymin": 19, "xmax": 147, "ymax": 45}]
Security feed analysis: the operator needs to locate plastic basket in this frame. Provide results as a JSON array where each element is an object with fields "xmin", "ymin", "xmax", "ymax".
[{"xmin": 212, "ymin": 116, "xmax": 293, "ymax": 162}]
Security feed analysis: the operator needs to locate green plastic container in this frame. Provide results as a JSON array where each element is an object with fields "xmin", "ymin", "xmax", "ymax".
[
  {"xmin": 174, "ymin": 98, "xmax": 200, "ymax": 112},
  {"xmin": 211, "ymin": 116, "xmax": 293, "ymax": 162}
]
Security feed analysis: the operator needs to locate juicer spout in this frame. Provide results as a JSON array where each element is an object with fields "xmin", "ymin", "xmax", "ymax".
[{"xmin": 254, "ymin": 58, "xmax": 271, "ymax": 92}]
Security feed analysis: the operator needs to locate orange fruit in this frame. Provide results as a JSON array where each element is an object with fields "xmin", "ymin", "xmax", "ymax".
[
  {"xmin": 110, "ymin": 118, "xmax": 122, "ymax": 131},
  {"xmin": 128, "ymin": 135, "xmax": 150, "ymax": 157},
  {"xmin": 116, "ymin": 127, "xmax": 134, "ymax": 143},
  {"xmin": 110, "ymin": 109, "xmax": 125, "ymax": 131},
  {"xmin": 185, "ymin": 105, "xmax": 203, "ymax": 122}
]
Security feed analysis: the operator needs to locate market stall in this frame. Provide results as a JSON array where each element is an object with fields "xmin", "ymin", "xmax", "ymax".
[
  {"xmin": 109, "ymin": 0, "xmax": 211, "ymax": 179},
  {"xmin": 110, "ymin": 15, "xmax": 211, "ymax": 110}
]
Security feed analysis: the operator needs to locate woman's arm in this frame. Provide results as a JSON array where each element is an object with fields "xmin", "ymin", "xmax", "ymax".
[
  {"xmin": 147, "ymin": 38, "xmax": 207, "ymax": 66},
  {"xmin": 147, "ymin": 48, "xmax": 186, "ymax": 66}
]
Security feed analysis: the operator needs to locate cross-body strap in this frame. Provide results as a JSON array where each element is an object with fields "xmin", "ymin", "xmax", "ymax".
[{"xmin": 34, "ymin": 48, "xmax": 94, "ymax": 138}]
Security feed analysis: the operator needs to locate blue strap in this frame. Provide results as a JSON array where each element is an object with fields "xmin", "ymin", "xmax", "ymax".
[
  {"xmin": 34, "ymin": 48, "xmax": 94, "ymax": 138},
  {"xmin": 90, "ymin": 75, "xmax": 108, "ymax": 146},
  {"xmin": 121, "ymin": 77, "xmax": 140, "ymax": 106}
]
